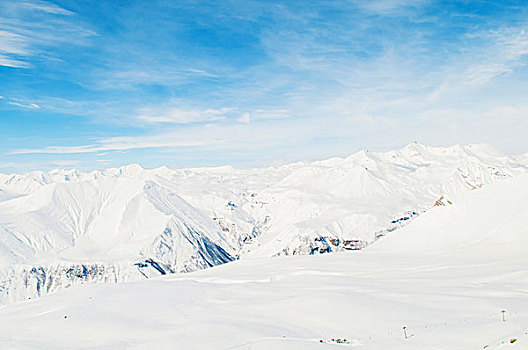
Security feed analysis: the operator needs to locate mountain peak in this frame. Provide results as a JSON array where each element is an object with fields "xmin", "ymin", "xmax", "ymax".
[{"xmin": 400, "ymin": 141, "xmax": 429, "ymax": 153}]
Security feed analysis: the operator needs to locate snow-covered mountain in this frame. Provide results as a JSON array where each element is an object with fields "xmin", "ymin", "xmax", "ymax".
[
  {"xmin": 0, "ymin": 143, "xmax": 526, "ymax": 304},
  {"xmin": 1, "ymin": 171, "xmax": 527, "ymax": 349}
]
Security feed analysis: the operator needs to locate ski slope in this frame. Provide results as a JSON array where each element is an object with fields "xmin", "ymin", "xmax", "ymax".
[{"xmin": 0, "ymin": 174, "xmax": 527, "ymax": 349}]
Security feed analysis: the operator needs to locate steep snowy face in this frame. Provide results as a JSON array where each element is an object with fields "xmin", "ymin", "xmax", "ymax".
[
  {"xmin": 240, "ymin": 143, "xmax": 527, "ymax": 257},
  {"xmin": 0, "ymin": 143, "xmax": 526, "ymax": 304},
  {"xmin": 0, "ymin": 177, "xmax": 237, "ymax": 267},
  {"xmin": 0, "ymin": 176, "xmax": 239, "ymax": 304},
  {"xmin": 370, "ymin": 173, "xmax": 528, "ymax": 258}
]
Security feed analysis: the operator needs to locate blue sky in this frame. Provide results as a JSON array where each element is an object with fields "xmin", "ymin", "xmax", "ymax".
[{"xmin": 1, "ymin": 0, "xmax": 528, "ymax": 172}]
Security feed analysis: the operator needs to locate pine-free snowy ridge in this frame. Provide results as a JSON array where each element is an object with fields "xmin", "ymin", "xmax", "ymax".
[
  {"xmin": 0, "ymin": 143, "xmax": 527, "ymax": 305},
  {"xmin": 1, "ymin": 164, "xmax": 528, "ymax": 349}
]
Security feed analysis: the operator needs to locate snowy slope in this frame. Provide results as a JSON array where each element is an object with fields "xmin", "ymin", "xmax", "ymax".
[
  {"xmin": 0, "ymin": 143, "xmax": 526, "ymax": 304},
  {"xmin": 371, "ymin": 174, "xmax": 528, "ymax": 257},
  {"xmin": 0, "ymin": 178, "xmax": 235, "ymax": 268},
  {"xmin": 0, "ymin": 174, "xmax": 527, "ymax": 349},
  {"xmin": 0, "ymin": 176, "xmax": 240, "ymax": 303},
  {"xmin": 240, "ymin": 143, "xmax": 527, "ymax": 256}
]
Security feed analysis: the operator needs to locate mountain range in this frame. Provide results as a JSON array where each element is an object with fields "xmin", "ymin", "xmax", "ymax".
[
  {"xmin": 0, "ymin": 143, "xmax": 527, "ymax": 305},
  {"xmin": 0, "ymin": 152, "xmax": 527, "ymax": 349}
]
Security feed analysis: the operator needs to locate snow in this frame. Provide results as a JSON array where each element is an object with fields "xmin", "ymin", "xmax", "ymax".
[
  {"xmin": 0, "ymin": 144, "xmax": 527, "ymax": 348},
  {"xmin": 0, "ymin": 143, "xmax": 527, "ymax": 305},
  {"xmin": 0, "ymin": 174, "xmax": 527, "ymax": 348},
  {"xmin": 240, "ymin": 143, "xmax": 528, "ymax": 257},
  {"xmin": 372, "ymin": 175, "xmax": 528, "ymax": 257}
]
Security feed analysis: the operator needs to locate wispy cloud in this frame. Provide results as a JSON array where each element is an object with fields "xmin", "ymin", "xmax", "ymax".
[
  {"xmin": 186, "ymin": 68, "xmax": 219, "ymax": 78},
  {"xmin": 11, "ymin": 1, "xmax": 74, "ymax": 15},
  {"xmin": 96, "ymin": 68, "xmax": 216, "ymax": 90},
  {"xmin": 0, "ymin": 30, "xmax": 32, "ymax": 68},
  {"xmin": 0, "ymin": 0, "xmax": 92, "ymax": 68},
  {"xmin": 237, "ymin": 112, "xmax": 251, "ymax": 124},
  {"xmin": 6, "ymin": 101, "xmax": 40, "ymax": 109},
  {"xmin": 7, "ymin": 115, "xmax": 317, "ymax": 160},
  {"xmin": 136, "ymin": 106, "xmax": 234, "ymax": 124},
  {"xmin": 133, "ymin": 104, "xmax": 292, "ymax": 126},
  {"xmin": 1, "ymin": 96, "xmax": 41, "ymax": 109},
  {"xmin": 252, "ymin": 109, "xmax": 290, "ymax": 121},
  {"xmin": 0, "ymin": 56, "xmax": 29, "ymax": 68},
  {"xmin": 428, "ymin": 28, "xmax": 528, "ymax": 100},
  {"xmin": 350, "ymin": 0, "xmax": 430, "ymax": 14},
  {"xmin": 9, "ymin": 136, "xmax": 206, "ymax": 155}
]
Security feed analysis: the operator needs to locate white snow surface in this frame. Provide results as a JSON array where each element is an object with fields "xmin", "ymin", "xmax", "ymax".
[
  {"xmin": 0, "ymin": 143, "xmax": 527, "ymax": 304},
  {"xmin": 0, "ymin": 173, "xmax": 527, "ymax": 349}
]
